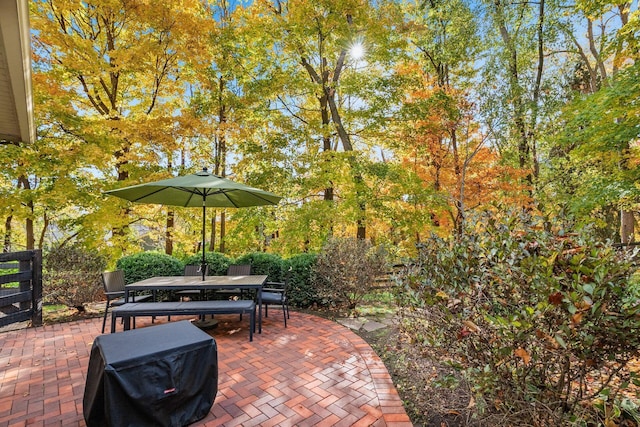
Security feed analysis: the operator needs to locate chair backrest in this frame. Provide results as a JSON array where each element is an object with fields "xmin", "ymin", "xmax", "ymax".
[
  {"xmin": 227, "ymin": 264, "xmax": 251, "ymax": 276},
  {"xmin": 264, "ymin": 280, "xmax": 287, "ymax": 296},
  {"xmin": 102, "ymin": 270, "xmax": 126, "ymax": 293},
  {"xmin": 184, "ymin": 265, "xmax": 208, "ymax": 276}
]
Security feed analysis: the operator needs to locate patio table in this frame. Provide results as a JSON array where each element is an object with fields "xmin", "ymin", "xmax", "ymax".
[{"xmin": 124, "ymin": 275, "xmax": 267, "ymax": 333}]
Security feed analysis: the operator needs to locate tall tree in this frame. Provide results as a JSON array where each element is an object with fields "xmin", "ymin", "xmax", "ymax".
[
  {"xmin": 248, "ymin": 0, "xmax": 394, "ymax": 240},
  {"xmin": 547, "ymin": 0, "xmax": 639, "ymax": 241},
  {"xmin": 478, "ymin": 0, "xmax": 558, "ymax": 207},
  {"xmin": 30, "ymin": 0, "xmax": 208, "ymax": 256},
  {"xmin": 390, "ymin": 0, "xmax": 520, "ymax": 239}
]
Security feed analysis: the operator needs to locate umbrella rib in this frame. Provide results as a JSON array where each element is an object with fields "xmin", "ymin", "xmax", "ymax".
[
  {"xmin": 128, "ymin": 187, "xmax": 167, "ymax": 203},
  {"xmin": 202, "ymin": 188, "xmax": 240, "ymax": 208},
  {"xmin": 202, "ymin": 188, "xmax": 279, "ymax": 209},
  {"xmin": 170, "ymin": 186, "xmax": 208, "ymax": 207},
  {"xmin": 175, "ymin": 186, "xmax": 206, "ymax": 196},
  {"xmin": 224, "ymin": 189, "xmax": 277, "ymax": 207}
]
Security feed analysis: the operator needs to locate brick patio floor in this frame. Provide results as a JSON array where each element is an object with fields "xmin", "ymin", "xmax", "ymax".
[{"xmin": 0, "ymin": 311, "xmax": 412, "ymax": 426}]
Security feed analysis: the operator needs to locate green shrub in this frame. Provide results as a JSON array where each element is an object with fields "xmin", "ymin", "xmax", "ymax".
[
  {"xmin": 116, "ymin": 252, "xmax": 184, "ymax": 284},
  {"xmin": 283, "ymin": 253, "xmax": 318, "ymax": 308},
  {"xmin": 183, "ymin": 251, "xmax": 232, "ymax": 275},
  {"xmin": 397, "ymin": 211, "xmax": 640, "ymax": 425},
  {"xmin": 235, "ymin": 252, "xmax": 284, "ymax": 282},
  {"xmin": 44, "ymin": 245, "xmax": 107, "ymax": 310},
  {"xmin": 313, "ymin": 237, "xmax": 388, "ymax": 310}
]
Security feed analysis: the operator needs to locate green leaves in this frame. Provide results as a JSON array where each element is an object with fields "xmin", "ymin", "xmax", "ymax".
[
  {"xmin": 397, "ymin": 210, "xmax": 640, "ymax": 424},
  {"xmin": 548, "ymin": 62, "xmax": 640, "ymax": 233}
]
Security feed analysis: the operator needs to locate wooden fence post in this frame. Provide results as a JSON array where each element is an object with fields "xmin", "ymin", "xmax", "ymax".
[{"xmin": 31, "ymin": 250, "xmax": 42, "ymax": 326}]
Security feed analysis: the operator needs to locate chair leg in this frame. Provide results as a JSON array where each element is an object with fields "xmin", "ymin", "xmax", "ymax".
[
  {"xmin": 250, "ymin": 307, "xmax": 255, "ymax": 341},
  {"xmin": 102, "ymin": 301, "xmax": 109, "ymax": 333},
  {"xmin": 282, "ymin": 304, "xmax": 287, "ymax": 328}
]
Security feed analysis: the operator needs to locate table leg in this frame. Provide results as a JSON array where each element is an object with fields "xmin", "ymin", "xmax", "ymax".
[{"xmin": 258, "ymin": 288, "xmax": 262, "ymax": 334}]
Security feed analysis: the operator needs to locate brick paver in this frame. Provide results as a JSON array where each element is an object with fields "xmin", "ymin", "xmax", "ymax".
[{"xmin": 0, "ymin": 311, "xmax": 411, "ymax": 426}]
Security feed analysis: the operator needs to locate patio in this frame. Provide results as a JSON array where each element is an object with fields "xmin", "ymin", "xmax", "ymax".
[{"xmin": 0, "ymin": 311, "xmax": 412, "ymax": 426}]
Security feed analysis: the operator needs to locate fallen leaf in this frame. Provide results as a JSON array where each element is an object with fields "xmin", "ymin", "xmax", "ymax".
[
  {"xmin": 467, "ymin": 395, "xmax": 475, "ymax": 408},
  {"xmin": 548, "ymin": 292, "xmax": 563, "ymax": 306},
  {"xmin": 457, "ymin": 328, "xmax": 471, "ymax": 339},
  {"xmin": 571, "ymin": 312, "xmax": 583, "ymax": 326},
  {"xmin": 515, "ymin": 347, "xmax": 531, "ymax": 365},
  {"xmin": 462, "ymin": 320, "xmax": 480, "ymax": 333}
]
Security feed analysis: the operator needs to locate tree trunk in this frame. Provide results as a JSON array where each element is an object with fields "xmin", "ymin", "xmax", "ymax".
[
  {"xmin": 587, "ymin": 19, "xmax": 608, "ymax": 83},
  {"xmin": 220, "ymin": 211, "xmax": 226, "ymax": 253},
  {"xmin": 299, "ymin": 13, "xmax": 366, "ymax": 239},
  {"xmin": 325, "ymin": 89, "xmax": 366, "ymax": 239},
  {"xmin": 450, "ymin": 129, "xmax": 465, "ymax": 236},
  {"xmin": 165, "ymin": 210, "xmax": 174, "ymax": 255},
  {"xmin": 494, "ymin": 1, "xmax": 533, "ymax": 196},
  {"xmin": 210, "ymin": 211, "xmax": 216, "ymax": 252},
  {"xmin": 320, "ymin": 95, "xmax": 334, "ymax": 201},
  {"xmin": 532, "ymin": 0, "xmax": 544, "ymax": 183},
  {"xmin": 620, "ymin": 210, "xmax": 634, "ymax": 244},
  {"xmin": 216, "ymin": 75, "xmax": 227, "ymax": 253},
  {"xmin": 39, "ymin": 211, "xmax": 49, "ymax": 250},
  {"xmin": 25, "ymin": 213, "xmax": 34, "ymax": 250},
  {"xmin": 112, "ymin": 139, "xmax": 131, "ymax": 241},
  {"xmin": 3, "ymin": 214, "xmax": 12, "ymax": 253},
  {"xmin": 18, "ymin": 176, "xmax": 35, "ymax": 250}
]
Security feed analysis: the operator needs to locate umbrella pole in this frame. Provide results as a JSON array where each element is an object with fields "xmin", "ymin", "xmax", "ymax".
[
  {"xmin": 194, "ymin": 193, "xmax": 219, "ymax": 329},
  {"xmin": 202, "ymin": 197, "xmax": 206, "ymax": 281}
]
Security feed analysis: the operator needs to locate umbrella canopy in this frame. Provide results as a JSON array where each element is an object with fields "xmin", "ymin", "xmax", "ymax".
[
  {"xmin": 105, "ymin": 168, "xmax": 281, "ymax": 279},
  {"xmin": 104, "ymin": 168, "xmax": 281, "ymax": 208}
]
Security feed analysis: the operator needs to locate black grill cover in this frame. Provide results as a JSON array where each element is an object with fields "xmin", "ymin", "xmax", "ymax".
[{"xmin": 83, "ymin": 321, "xmax": 218, "ymax": 427}]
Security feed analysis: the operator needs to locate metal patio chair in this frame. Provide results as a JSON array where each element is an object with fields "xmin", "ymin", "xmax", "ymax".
[
  {"xmin": 261, "ymin": 280, "xmax": 289, "ymax": 327},
  {"xmin": 101, "ymin": 270, "xmax": 152, "ymax": 333}
]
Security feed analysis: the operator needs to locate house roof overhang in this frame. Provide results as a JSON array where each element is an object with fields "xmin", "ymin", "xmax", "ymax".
[{"xmin": 0, "ymin": 0, "xmax": 35, "ymax": 145}]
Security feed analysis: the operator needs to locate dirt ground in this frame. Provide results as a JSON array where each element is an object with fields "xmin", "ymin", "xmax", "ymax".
[{"xmin": 356, "ymin": 321, "xmax": 471, "ymax": 427}]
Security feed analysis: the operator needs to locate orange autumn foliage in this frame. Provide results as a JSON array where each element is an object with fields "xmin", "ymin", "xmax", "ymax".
[{"xmin": 395, "ymin": 68, "xmax": 528, "ymax": 236}]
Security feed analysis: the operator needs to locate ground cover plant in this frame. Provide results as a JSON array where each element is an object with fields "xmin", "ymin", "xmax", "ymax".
[
  {"xmin": 43, "ymin": 245, "xmax": 106, "ymax": 312},
  {"xmin": 395, "ymin": 211, "xmax": 640, "ymax": 426},
  {"xmin": 313, "ymin": 237, "xmax": 388, "ymax": 311}
]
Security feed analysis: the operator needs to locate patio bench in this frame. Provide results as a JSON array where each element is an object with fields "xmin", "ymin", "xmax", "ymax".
[{"xmin": 110, "ymin": 300, "xmax": 257, "ymax": 341}]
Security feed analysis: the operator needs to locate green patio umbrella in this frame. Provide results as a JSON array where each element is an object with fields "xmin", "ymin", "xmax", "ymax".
[{"xmin": 105, "ymin": 168, "xmax": 282, "ymax": 280}]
